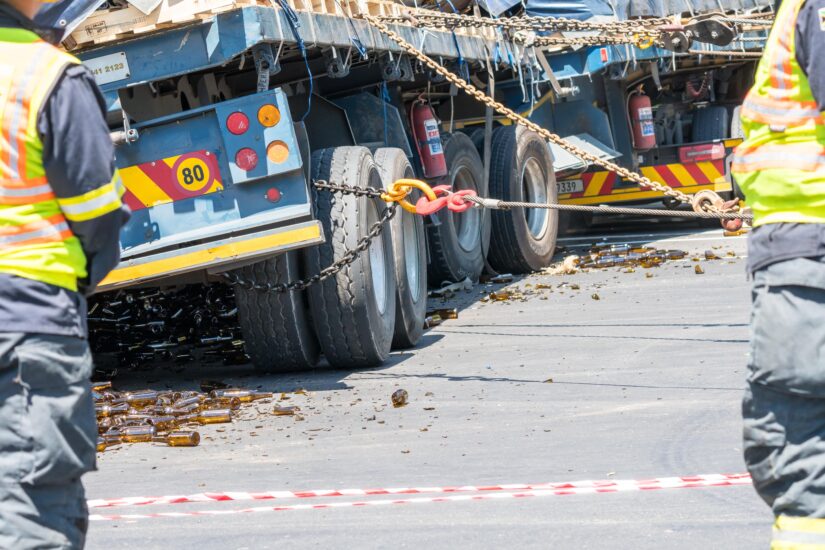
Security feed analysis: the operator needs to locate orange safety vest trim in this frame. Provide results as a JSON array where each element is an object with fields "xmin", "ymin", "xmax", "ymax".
[
  {"xmin": 736, "ymin": 0, "xmax": 822, "ymax": 132},
  {"xmin": 730, "ymin": 0, "xmax": 825, "ymax": 225},
  {"xmin": 0, "ymin": 40, "xmax": 70, "ymax": 204},
  {"xmin": 0, "ymin": 213, "xmax": 72, "ymax": 248},
  {"xmin": 0, "ymin": 28, "xmax": 89, "ymax": 290}
]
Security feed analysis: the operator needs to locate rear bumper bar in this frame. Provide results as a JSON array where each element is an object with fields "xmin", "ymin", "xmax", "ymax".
[{"xmin": 97, "ymin": 220, "xmax": 323, "ymax": 293}]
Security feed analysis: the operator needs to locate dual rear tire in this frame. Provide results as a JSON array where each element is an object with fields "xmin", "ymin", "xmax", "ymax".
[
  {"xmin": 235, "ymin": 127, "xmax": 559, "ymax": 372},
  {"xmin": 235, "ymin": 146, "xmax": 426, "ymax": 372}
]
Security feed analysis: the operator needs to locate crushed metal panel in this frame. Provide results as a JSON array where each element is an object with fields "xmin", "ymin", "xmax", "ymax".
[{"xmin": 550, "ymin": 133, "xmax": 619, "ymax": 173}]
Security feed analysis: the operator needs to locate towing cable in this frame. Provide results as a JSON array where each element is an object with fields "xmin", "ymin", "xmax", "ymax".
[{"xmin": 375, "ymin": 180, "xmax": 751, "ymax": 221}]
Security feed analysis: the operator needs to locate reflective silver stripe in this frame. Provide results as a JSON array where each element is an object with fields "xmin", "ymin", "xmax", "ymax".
[
  {"xmin": 0, "ymin": 220, "xmax": 69, "ymax": 246},
  {"xmin": 58, "ymin": 185, "xmax": 121, "ymax": 220},
  {"xmin": 743, "ymin": 99, "xmax": 822, "ymax": 120},
  {"xmin": 6, "ymin": 45, "xmax": 46, "ymax": 180},
  {"xmin": 0, "ymin": 182, "xmax": 53, "ymax": 198},
  {"xmin": 733, "ymin": 152, "xmax": 825, "ymax": 167}
]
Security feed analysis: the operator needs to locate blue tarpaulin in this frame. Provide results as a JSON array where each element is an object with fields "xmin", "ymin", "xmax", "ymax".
[{"xmin": 35, "ymin": 0, "xmax": 104, "ymax": 43}]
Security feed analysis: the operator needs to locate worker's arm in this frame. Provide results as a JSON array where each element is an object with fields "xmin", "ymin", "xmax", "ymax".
[
  {"xmin": 796, "ymin": 0, "xmax": 825, "ymax": 112},
  {"xmin": 38, "ymin": 64, "xmax": 130, "ymax": 295}
]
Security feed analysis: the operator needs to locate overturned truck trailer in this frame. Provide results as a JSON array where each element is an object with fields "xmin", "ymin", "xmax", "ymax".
[{"xmin": 47, "ymin": 0, "xmax": 769, "ymax": 371}]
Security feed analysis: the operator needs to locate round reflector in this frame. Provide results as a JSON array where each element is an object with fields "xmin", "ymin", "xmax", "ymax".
[
  {"xmin": 235, "ymin": 148, "xmax": 258, "ymax": 171},
  {"xmin": 257, "ymin": 104, "xmax": 281, "ymax": 127},
  {"xmin": 265, "ymin": 188, "xmax": 282, "ymax": 202},
  {"xmin": 226, "ymin": 112, "xmax": 250, "ymax": 135},
  {"xmin": 266, "ymin": 140, "xmax": 289, "ymax": 164}
]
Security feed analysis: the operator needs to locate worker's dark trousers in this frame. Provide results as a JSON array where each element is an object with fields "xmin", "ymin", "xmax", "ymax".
[
  {"xmin": 0, "ymin": 333, "xmax": 96, "ymax": 549},
  {"xmin": 743, "ymin": 256, "xmax": 825, "ymax": 548}
]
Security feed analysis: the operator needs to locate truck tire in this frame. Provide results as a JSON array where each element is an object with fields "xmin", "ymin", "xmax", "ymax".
[
  {"xmin": 234, "ymin": 252, "xmax": 320, "ymax": 372},
  {"xmin": 374, "ymin": 148, "xmax": 427, "ymax": 349},
  {"xmin": 487, "ymin": 126, "xmax": 559, "ymax": 272},
  {"xmin": 460, "ymin": 127, "xmax": 486, "ymax": 155},
  {"xmin": 426, "ymin": 132, "xmax": 486, "ymax": 284},
  {"xmin": 305, "ymin": 146, "xmax": 397, "ymax": 368},
  {"xmin": 692, "ymin": 106, "xmax": 729, "ymax": 142}
]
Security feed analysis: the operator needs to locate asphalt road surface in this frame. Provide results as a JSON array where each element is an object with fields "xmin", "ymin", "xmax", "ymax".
[{"xmin": 85, "ymin": 224, "xmax": 771, "ymax": 549}]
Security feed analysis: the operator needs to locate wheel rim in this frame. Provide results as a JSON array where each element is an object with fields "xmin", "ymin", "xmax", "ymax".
[
  {"xmin": 521, "ymin": 156, "xmax": 549, "ymax": 239},
  {"xmin": 452, "ymin": 164, "xmax": 481, "ymax": 253},
  {"xmin": 402, "ymin": 210, "xmax": 422, "ymax": 302},
  {"xmin": 367, "ymin": 200, "xmax": 388, "ymax": 315}
]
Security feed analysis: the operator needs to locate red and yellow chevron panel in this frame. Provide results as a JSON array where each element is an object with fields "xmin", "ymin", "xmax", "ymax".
[
  {"xmin": 558, "ymin": 160, "xmax": 731, "ymax": 205},
  {"xmin": 120, "ymin": 150, "xmax": 223, "ymax": 212}
]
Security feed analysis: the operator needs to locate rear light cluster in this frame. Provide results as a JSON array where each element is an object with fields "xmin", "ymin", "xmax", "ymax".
[
  {"xmin": 225, "ymin": 104, "xmax": 287, "ymax": 172},
  {"xmin": 678, "ymin": 142, "xmax": 726, "ymax": 164},
  {"xmin": 235, "ymin": 148, "xmax": 258, "ymax": 171}
]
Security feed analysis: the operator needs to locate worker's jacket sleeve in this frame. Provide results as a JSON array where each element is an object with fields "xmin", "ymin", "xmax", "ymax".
[
  {"xmin": 38, "ymin": 64, "xmax": 130, "ymax": 295},
  {"xmin": 796, "ymin": 0, "xmax": 825, "ymax": 112}
]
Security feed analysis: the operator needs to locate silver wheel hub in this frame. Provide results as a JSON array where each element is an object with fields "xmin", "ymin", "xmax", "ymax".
[
  {"xmin": 367, "ymin": 200, "xmax": 388, "ymax": 314},
  {"xmin": 522, "ymin": 157, "xmax": 549, "ymax": 239},
  {"xmin": 452, "ymin": 165, "xmax": 481, "ymax": 252}
]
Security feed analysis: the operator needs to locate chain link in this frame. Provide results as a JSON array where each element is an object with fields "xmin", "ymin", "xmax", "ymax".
[
  {"xmin": 222, "ymin": 181, "xmax": 396, "ymax": 293},
  {"xmin": 375, "ymin": 11, "xmax": 774, "ymax": 49},
  {"xmin": 362, "ymin": 14, "xmax": 708, "ymax": 210},
  {"xmin": 378, "ymin": 12, "xmax": 672, "ymax": 36}
]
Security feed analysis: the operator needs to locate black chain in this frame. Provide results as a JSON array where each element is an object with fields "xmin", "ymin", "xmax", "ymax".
[{"xmin": 221, "ymin": 180, "xmax": 397, "ymax": 293}]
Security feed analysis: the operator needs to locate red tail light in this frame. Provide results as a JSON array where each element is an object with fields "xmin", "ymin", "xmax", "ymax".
[
  {"xmin": 226, "ymin": 112, "xmax": 250, "ymax": 135},
  {"xmin": 679, "ymin": 143, "xmax": 725, "ymax": 163},
  {"xmin": 235, "ymin": 148, "xmax": 258, "ymax": 171}
]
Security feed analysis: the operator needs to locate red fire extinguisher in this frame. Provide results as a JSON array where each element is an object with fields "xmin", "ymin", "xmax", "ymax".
[
  {"xmin": 628, "ymin": 88, "xmax": 656, "ymax": 151},
  {"xmin": 410, "ymin": 99, "xmax": 448, "ymax": 178}
]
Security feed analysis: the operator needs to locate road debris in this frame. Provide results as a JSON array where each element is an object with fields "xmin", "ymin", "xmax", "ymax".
[
  {"xmin": 93, "ymin": 381, "xmax": 275, "ymax": 452},
  {"xmin": 427, "ymin": 308, "xmax": 458, "ymax": 320},
  {"xmin": 88, "ymin": 285, "xmax": 246, "ymax": 373},
  {"xmin": 424, "ymin": 315, "xmax": 443, "ymax": 329},
  {"xmin": 489, "ymin": 273, "xmax": 514, "ymax": 283},
  {"xmin": 392, "ymin": 389, "xmax": 409, "ymax": 408},
  {"xmin": 543, "ymin": 255, "xmax": 581, "ymax": 275},
  {"xmin": 428, "ymin": 277, "xmax": 474, "ymax": 298}
]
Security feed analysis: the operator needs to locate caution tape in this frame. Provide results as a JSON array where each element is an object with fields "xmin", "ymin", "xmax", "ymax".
[{"xmin": 87, "ymin": 473, "xmax": 751, "ymax": 513}]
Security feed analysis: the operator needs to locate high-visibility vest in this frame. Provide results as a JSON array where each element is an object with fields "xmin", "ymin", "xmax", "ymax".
[
  {"xmin": 730, "ymin": 0, "xmax": 825, "ymax": 226},
  {"xmin": 0, "ymin": 27, "xmax": 112, "ymax": 292}
]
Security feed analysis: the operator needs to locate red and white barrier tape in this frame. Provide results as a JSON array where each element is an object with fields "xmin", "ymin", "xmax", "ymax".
[{"xmin": 87, "ymin": 473, "xmax": 752, "ymax": 521}]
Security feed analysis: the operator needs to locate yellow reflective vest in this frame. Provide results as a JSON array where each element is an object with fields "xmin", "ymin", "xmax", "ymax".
[
  {"xmin": 731, "ymin": 0, "xmax": 825, "ymax": 226},
  {"xmin": 0, "ymin": 28, "xmax": 88, "ymax": 291}
]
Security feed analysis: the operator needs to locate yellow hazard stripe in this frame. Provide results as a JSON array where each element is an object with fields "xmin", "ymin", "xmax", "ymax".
[
  {"xmin": 584, "ymin": 172, "xmax": 608, "ymax": 197},
  {"xmin": 639, "ymin": 166, "xmax": 660, "ymax": 181},
  {"xmin": 559, "ymin": 182, "xmax": 732, "ymax": 205},
  {"xmin": 163, "ymin": 155, "xmax": 181, "ymax": 169},
  {"xmin": 100, "ymin": 224, "xmax": 322, "ymax": 288},
  {"xmin": 696, "ymin": 161, "xmax": 724, "ymax": 183},
  {"xmin": 664, "ymin": 163, "xmax": 693, "ymax": 185},
  {"xmin": 120, "ymin": 165, "xmax": 173, "ymax": 208}
]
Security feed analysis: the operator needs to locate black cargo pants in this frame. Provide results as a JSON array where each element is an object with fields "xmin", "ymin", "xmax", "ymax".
[
  {"xmin": 743, "ymin": 256, "xmax": 825, "ymax": 548},
  {"xmin": 0, "ymin": 333, "xmax": 97, "ymax": 549}
]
